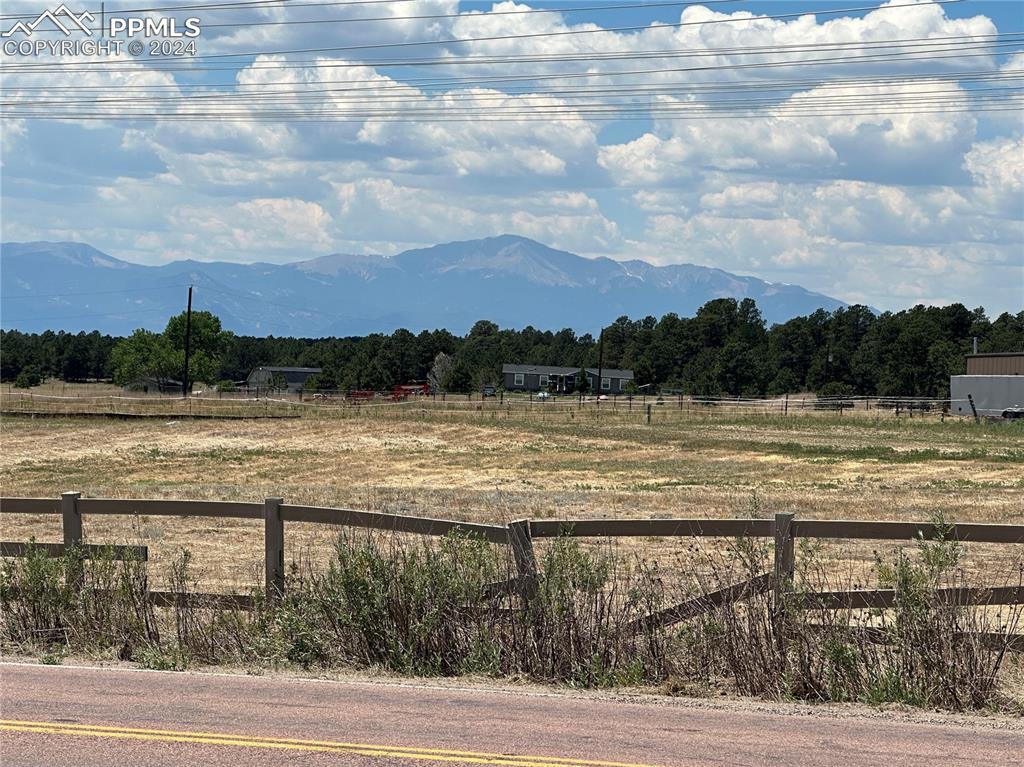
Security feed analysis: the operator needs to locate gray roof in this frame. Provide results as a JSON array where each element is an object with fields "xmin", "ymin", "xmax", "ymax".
[
  {"xmin": 502, "ymin": 364, "xmax": 633, "ymax": 379},
  {"xmin": 254, "ymin": 366, "xmax": 322, "ymax": 373},
  {"xmin": 248, "ymin": 366, "xmax": 322, "ymax": 384},
  {"xmin": 129, "ymin": 376, "xmax": 182, "ymax": 385}
]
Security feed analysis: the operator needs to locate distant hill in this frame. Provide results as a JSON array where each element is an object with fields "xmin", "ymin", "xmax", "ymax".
[{"xmin": 0, "ymin": 236, "xmax": 847, "ymax": 336}]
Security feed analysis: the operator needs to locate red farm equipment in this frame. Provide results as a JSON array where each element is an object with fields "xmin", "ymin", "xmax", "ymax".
[{"xmin": 392, "ymin": 383, "xmax": 430, "ymax": 401}]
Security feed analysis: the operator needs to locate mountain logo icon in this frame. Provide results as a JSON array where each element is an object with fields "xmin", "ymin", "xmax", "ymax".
[{"xmin": 2, "ymin": 5, "xmax": 95, "ymax": 37}]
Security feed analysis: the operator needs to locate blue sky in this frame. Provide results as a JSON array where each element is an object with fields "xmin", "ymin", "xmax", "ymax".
[{"xmin": 1, "ymin": 0, "xmax": 1022, "ymax": 313}]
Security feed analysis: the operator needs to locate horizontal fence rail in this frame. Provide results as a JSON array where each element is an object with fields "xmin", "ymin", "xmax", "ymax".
[
  {"xmin": 529, "ymin": 519, "xmax": 774, "ymax": 538},
  {"xmin": 78, "ymin": 498, "xmax": 264, "ymax": 520},
  {"xmin": 0, "ymin": 542, "xmax": 148, "ymax": 561},
  {"xmin": 2, "ymin": 494, "xmax": 1023, "ymax": 652},
  {"xmin": 804, "ymin": 585, "xmax": 1024, "ymax": 610},
  {"xmin": 791, "ymin": 520, "xmax": 1024, "ymax": 544},
  {"xmin": 280, "ymin": 504, "xmax": 510, "ymax": 544},
  {"xmin": 0, "ymin": 498, "xmax": 62, "ymax": 515}
]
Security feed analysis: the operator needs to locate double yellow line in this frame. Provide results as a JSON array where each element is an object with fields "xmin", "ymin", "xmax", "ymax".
[{"xmin": 1, "ymin": 719, "xmax": 663, "ymax": 767}]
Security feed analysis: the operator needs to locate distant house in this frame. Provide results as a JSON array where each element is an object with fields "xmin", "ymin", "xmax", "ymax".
[
  {"xmin": 124, "ymin": 376, "xmax": 183, "ymax": 394},
  {"xmin": 501, "ymin": 364, "xmax": 634, "ymax": 394},
  {"xmin": 246, "ymin": 366, "xmax": 322, "ymax": 393}
]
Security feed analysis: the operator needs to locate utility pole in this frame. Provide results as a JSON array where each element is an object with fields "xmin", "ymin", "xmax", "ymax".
[
  {"xmin": 182, "ymin": 285, "xmax": 193, "ymax": 397},
  {"xmin": 596, "ymin": 326, "xmax": 605, "ymax": 406}
]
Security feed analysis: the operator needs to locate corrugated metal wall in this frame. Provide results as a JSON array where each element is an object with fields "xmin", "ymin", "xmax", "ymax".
[{"xmin": 966, "ymin": 354, "xmax": 1024, "ymax": 375}]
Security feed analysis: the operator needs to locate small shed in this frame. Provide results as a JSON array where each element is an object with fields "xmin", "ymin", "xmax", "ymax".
[
  {"xmin": 246, "ymin": 366, "xmax": 322, "ymax": 393},
  {"xmin": 123, "ymin": 376, "xmax": 183, "ymax": 394}
]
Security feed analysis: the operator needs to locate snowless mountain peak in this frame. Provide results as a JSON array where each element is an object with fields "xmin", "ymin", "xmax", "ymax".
[{"xmin": 0, "ymin": 237, "xmax": 847, "ymax": 336}]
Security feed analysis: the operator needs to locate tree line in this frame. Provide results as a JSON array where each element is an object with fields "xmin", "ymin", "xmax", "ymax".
[{"xmin": 2, "ymin": 299, "xmax": 1021, "ymax": 397}]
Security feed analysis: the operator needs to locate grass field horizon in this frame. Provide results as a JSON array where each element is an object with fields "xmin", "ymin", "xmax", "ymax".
[
  {"xmin": 3, "ymin": 401, "xmax": 1024, "ymax": 708},
  {"xmin": 2, "ymin": 404, "xmax": 1022, "ymax": 590}
]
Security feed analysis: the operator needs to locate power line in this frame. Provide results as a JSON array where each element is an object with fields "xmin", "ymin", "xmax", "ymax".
[
  {"xmin": 195, "ymin": 284, "xmax": 385, "ymax": 327},
  {"xmin": 6, "ymin": 33, "xmax": 1018, "ymax": 85},
  {"xmin": 10, "ymin": 0, "xmax": 747, "ymax": 32},
  {"xmin": 7, "ymin": 39, "xmax": 1015, "ymax": 84},
  {"xmin": 7, "ymin": 52, "xmax": 1019, "ymax": 118},
  {"xmin": 8, "ymin": 61, "xmax": 1020, "ymax": 109},
  {"xmin": 9, "ymin": 92, "xmax": 1006, "ymax": 114},
  {"xmin": 7, "ymin": 104, "xmax": 1018, "ymax": 123},
  {"xmin": 0, "ymin": 0, "xmax": 640, "ymax": 21},
  {"xmin": 9, "ymin": 66, "xmax": 1019, "ymax": 108},
  {"xmin": 2, "ymin": 3, "xmax": 1013, "ymax": 125},
  {"xmin": 1, "ymin": 284, "xmax": 189, "ymax": 300},
  {"xmin": 0, "ymin": 307, "xmax": 175, "ymax": 323},
  {"xmin": 2, "ymin": 0, "xmax": 966, "ymax": 69},
  {"xmin": 7, "ymin": 71, "xmax": 1021, "ymax": 102},
  {"xmin": 0, "ymin": 0, "xmax": 437, "ymax": 21},
  {"xmin": 198, "ymin": 284, "xmax": 349, "ymax": 317},
  {"xmin": 11, "ymin": 42, "xmax": 1013, "ymax": 79}
]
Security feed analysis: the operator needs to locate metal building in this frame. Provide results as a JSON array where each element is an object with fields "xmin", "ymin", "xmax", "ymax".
[
  {"xmin": 246, "ymin": 366, "xmax": 322, "ymax": 393},
  {"xmin": 965, "ymin": 353, "xmax": 1024, "ymax": 376},
  {"xmin": 950, "ymin": 375, "xmax": 1024, "ymax": 418}
]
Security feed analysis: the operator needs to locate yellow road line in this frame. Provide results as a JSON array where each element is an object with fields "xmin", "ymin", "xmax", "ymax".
[{"xmin": 0, "ymin": 720, "xmax": 663, "ymax": 767}]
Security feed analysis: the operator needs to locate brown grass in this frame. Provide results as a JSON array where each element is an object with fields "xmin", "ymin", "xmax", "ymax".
[{"xmin": 1, "ymin": 407, "xmax": 1022, "ymax": 592}]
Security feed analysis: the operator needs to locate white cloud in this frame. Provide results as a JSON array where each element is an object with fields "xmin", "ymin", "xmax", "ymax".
[
  {"xmin": 1, "ymin": 0, "xmax": 1020, "ymax": 313},
  {"xmin": 173, "ymin": 198, "xmax": 334, "ymax": 253},
  {"xmin": 963, "ymin": 137, "xmax": 1024, "ymax": 215},
  {"xmin": 329, "ymin": 177, "xmax": 619, "ymax": 251},
  {"xmin": 599, "ymin": 80, "xmax": 979, "ymax": 188}
]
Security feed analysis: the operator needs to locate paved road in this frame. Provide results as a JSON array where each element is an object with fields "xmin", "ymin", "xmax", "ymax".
[{"xmin": 1, "ymin": 664, "xmax": 1021, "ymax": 766}]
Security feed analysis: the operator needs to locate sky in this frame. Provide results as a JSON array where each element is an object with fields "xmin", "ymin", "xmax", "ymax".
[{"xmin": 1, "ymin": 0, "xmax": 1022, "ymax": 314}]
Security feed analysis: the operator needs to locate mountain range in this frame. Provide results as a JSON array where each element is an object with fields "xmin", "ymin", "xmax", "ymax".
[{"xmin": 0, "ymin": 236, "xmax": 846, "ymax": 336}]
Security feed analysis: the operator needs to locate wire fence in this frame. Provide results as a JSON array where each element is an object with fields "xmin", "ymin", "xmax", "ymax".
[{"xmin": 0, "ymin": 388, "xmax": 969, "ymax": 421}]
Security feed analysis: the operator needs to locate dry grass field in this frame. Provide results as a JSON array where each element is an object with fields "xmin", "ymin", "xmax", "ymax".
[{"xmin": 2, "ymin": 406, "xmax": 1023, "ymax": 592}]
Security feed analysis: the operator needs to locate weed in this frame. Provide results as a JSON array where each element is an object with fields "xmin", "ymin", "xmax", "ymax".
[
  {"xmin": 1, "ymin": 527, "xmax": 1021, "ymax": 710},
  {"xmin": 38, "ymin": 649, "xmax": 64, "ymax": 665}
]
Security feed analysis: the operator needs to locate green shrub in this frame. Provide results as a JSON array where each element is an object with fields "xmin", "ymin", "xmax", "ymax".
[
  {"xmin": 1, "ymin": 527, "xmax": 1019, "ymax": 710},
  {"xmin": 13, "ymin": 366, "xmax": 42, "ymax": 389}
]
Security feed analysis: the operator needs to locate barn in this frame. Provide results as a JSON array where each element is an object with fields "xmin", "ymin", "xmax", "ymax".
[{"xmin": 246, "ymin": 366, "xmax": 322, "ymax": 393}]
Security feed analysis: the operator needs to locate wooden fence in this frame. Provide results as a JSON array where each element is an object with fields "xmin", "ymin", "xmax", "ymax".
[{"xmin": 2, "ymin": 494, "xmax": 1023, "ymax": 643}]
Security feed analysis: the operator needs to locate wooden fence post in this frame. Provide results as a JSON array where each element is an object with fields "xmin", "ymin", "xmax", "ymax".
[
  {"xmin": 773, "ymin": 512, "xmax": 796, "ymax": 650},
  {"xmin": 62, "ymin": 491, "xmax": 82, "ymax": 549},
  {"xmin": 62, "ymin": 491, "xmax": 83, "ymax": 588},
  {"xmin": 508, "ymin": 519, "xmax": 538, "ymax": 598},
  {"xmin": 646, "ymin": 404, "xmax": 652, "ymax": 425},
  {"xmin": 264, "ymin": 497, "xmax": 285, "ymax": 598}
]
